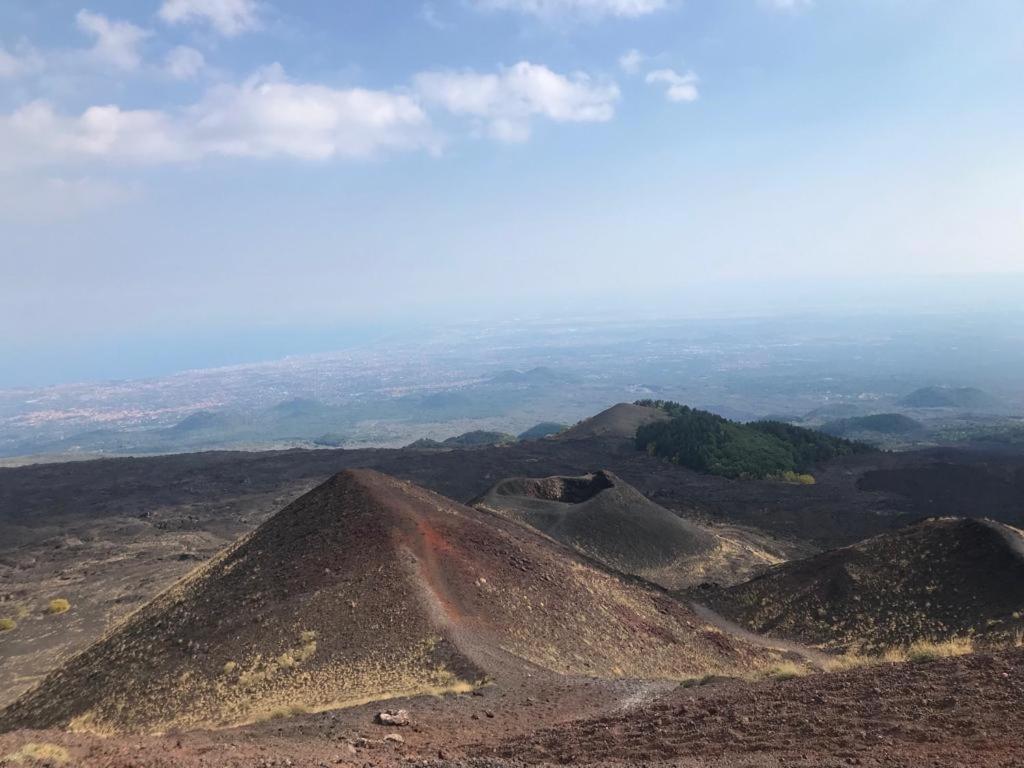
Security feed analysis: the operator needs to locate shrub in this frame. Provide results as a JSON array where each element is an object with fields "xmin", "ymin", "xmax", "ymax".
[
  {"xmin": 0, "ymin": 617, "xmax": 16, "ymax": 632},
  {"xmin": 46, "ymin": 598, "xmax": 71, "ymax": 615}
]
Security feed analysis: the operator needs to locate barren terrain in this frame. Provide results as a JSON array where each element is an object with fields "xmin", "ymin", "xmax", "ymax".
[{"xmin": 2, "ymin": 417, "xmax": 1024, "ymax": 767}]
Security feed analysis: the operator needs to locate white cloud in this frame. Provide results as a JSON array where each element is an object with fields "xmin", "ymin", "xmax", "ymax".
[
  {"xmin": 0, "ymin": 44, "xmax": 44, "ymax": 79},
  {"xmin": 618, "ymin": 49, "xmax": 644, "ymax": 74},
  {"xmin": 645, "ymin": 68, "xmax": 699, "ymax": 102},
  {"xmin": 76, "ymin": 10, "xmax": 150, "ymax": 71},
  {"xmin": 0, "ymin": 66, "xmax": 436, "ymax": 168},
  {"xmin": 1, "ymin": 100, "xmax": 189, "ymax": 167},
  {"xmin": 0, "ymin": 59, "xmax": 617, "ymax": 166},
  {"xmin": 473, "ymin": 0, "xmax": 667, "ymax": 20},
  {"xmin": 191, "ymin": 65, "xmax": 435, "ymax": 159},
  {"xmin": 415, "ymin": 61, "xmax": 619, "ymax": 142},
  {"xmin": 159, "ymin": 0, "xmax": 261, "ymax": 37},
  {"xmin": 420, "ymin": 3, "xmax": 449, "ymax": 29},
  {"xmin": 165, "ymin": 46, "xmax": 205, "ymax": 80},
  {"xmin": 759, "ymin": 0, "xmax": 814, "ymax": 11}
]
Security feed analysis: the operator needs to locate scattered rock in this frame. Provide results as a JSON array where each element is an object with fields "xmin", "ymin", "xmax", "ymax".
[
  {"xmin": 383, "ymin": 733, "xmax": 405, "ymax": 744},
  {"xmin": 376, "ymin": 708, "xmax": 410, "ymax": 726}
]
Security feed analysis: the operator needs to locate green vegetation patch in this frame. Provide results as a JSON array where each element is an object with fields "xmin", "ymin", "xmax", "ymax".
[{"xmin": 634, "ymin": 400, "xmax": 873, "ymax": 480}]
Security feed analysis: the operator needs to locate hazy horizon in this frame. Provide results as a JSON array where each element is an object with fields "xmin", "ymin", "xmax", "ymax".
[
  {"xmin": 3, "ymin": 0, "xmax": 1022, "ymax": 388},
  {"xmin": 4, "ymin": 273, "xmax": 1024, "ymax": 388}
]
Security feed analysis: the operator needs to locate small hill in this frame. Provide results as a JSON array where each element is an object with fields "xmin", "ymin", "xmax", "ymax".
[
  {"xmin": 403, "ymin": 437, "xmax": 445, "ymax": 450},
  {"xmin": 635, "ymin": 403, "xmax": 872, "ymax": 480},
  {"xmin": 558, "ymin": 403, "xmax": 670, "ymax": 440},
  {"xmin": 820, "ymin": 413, "xmax": 925, "ymax": 438},
  {"xmin": 167, "ymin": 410, "xmax": 243, "ymax": 434},
  {"xmin": 442, "ymin": 430, "xmax": 516, "ymax": 447},
  {"xmin": 802, "ymin": 403, "xmax": 866, "ymax": 422},
  {"xmin": 517, "ymin": 422, "xmax": 568, "ymax": 441},
  {"xmin": 473, "ymin": 471, "xmax": 781, "ymax": 589},
  {"xmin": 403, "ymin": 431, "xmax": 516, "ymax": 450},
  {"xmin": 706, "ymin": 518, "xmax": 1024, "ymax": 652},
  {"xmin": 899, "ymin": 386, "xmax": 1001, "ymax": 410},
  {"xmin": 311, "ymin": 433, "xmax": 346, "ymax": 447},
  {"xmin": 0, "ymin": 470, "xmax": 768, "ymax": 735}
]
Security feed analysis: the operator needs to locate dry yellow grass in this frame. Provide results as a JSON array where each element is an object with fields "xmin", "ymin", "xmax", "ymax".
[
  {"xmin": 906, "ymin": 637, "xmax": 974, "ymax": 662},
  {"xmin": 881, "ymin": 646, "xmax": 909, "ymax": 663},
  {"xmin": 821, "ymin": 651, "xmax": 880, "ymax": 672},
  {"xmin": 0, "ymin": 617, "xmax": 16, "ymax": 632},
  {"xmin": 46, "ymin": 598, "xmax": 71, "ymax": 615},
  {"xmin": 820, "ymin": 637, "xmax": 979, "ymax": 673},
  {"xmin": 4, "ymin": 742, "xmax": 70, "ymax": 764}
]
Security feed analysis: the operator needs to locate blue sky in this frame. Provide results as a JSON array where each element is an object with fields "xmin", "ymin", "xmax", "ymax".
[{"xmin": 1, "ymin": 0, "xmax": 1022, "ymax": 385}]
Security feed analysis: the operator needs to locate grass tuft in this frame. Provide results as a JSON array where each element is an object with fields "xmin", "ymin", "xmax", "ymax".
[
  {"xmin": 46, "ymin": 598, "xmax": 71, "ymax": 615},
  {"xmin": 0, "ymin": 617, "xmax": 16, "ymax": 632},
  {"xmin": 4, "ymin": 742, "xmax": 70, "ymax": 764}
]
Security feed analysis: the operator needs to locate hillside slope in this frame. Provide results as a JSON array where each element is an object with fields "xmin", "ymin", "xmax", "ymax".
[
  {"xmin": 1, "ymin": 470, "xmax": 769, "ymax": 734},
  {"xmin": 474, "ymin": 471, "xmax": 781, "ymax": 588},
  {"xmin": 706, "ymin": 518, "xmax": 1024, "ymax": 652},
  {"xmin": 558, "ymin": 403, "xmax": 670, "ymax": 440}
]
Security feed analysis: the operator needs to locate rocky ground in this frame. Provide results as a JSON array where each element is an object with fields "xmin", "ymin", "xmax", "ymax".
[
  {"xmin": 3, "ymin": 437, "xmax": 1024, "ymax": 765},
  {"xmin": 1, "ymin": 650, "xmax": 1022, "ymax": 767}
]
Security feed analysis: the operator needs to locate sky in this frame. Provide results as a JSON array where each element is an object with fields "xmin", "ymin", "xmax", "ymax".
[{"xmin": 1, "ymin": 0, "xmax": 1022, "ymax": 386}]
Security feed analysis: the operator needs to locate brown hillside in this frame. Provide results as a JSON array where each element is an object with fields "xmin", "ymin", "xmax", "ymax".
[
  {"xmin": 0, "ymin": 469, "xmax": 770, "ymax": 735},
  {"xmin": 474, "ymin": 471, "xmax": 781, "ymax": 589},
  {"xmin": 558, "ymin": 403, "xmax": 669, "ymax": 440},
  {"xmin": 706, "ymin": 518, "xmax": 1024, "ymax": 652}
]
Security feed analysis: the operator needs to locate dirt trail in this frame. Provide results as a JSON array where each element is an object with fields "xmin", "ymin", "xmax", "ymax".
[{"xmin": 690, "ymin": 601, "xmax": 833, "ymax": 668}]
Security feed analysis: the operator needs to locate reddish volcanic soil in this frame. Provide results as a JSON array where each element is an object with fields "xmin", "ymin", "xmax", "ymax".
[{"xmin": 2, "ymin": 650, "xmax": 1022, "ymax": 767}]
